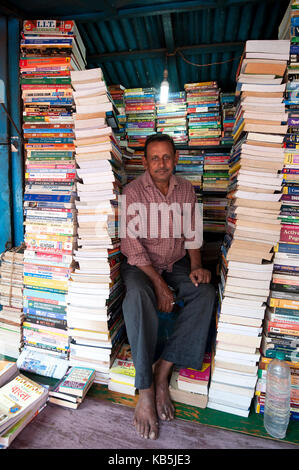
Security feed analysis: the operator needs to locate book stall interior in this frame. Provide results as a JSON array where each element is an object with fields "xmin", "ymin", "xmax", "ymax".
[{"xmin": 0, "ymin": 0, "xmax": 298, "ymax": 450}]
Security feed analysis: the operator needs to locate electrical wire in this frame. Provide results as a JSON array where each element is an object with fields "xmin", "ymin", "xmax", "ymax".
[{"xmin": 175, "ymin": 49, "xmax": 243, "ymax": 68}]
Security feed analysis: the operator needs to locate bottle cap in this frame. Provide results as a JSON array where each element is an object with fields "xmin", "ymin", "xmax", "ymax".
[{"xmin": 276, "ymin": 351, "xmax": 285, "ymax": 360}]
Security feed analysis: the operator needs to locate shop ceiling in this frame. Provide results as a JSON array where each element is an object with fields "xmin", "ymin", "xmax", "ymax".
[{"xmin": 0, "ymin": 0, "xmax": 289, "ymax": 91}]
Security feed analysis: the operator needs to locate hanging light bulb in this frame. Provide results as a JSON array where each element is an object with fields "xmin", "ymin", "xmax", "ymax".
[{"xmin": 160, "ymin": 68, "xmax": 169, "ymax": 104}]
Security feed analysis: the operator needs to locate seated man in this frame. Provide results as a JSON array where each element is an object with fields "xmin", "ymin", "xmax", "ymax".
[{"xmin": 120, "ymin": 133, "xmax": 215, "ymax": 440}]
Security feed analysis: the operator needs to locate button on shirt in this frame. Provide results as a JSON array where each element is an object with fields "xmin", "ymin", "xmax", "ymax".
[{"xmin": 120, "ymin": 170, "xmax": 203, "ymax": 273}]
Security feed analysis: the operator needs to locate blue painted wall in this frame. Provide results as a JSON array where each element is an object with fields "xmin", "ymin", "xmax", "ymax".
[{"xmin": 0, "ymin": 17, "xmax": 24, "ymax": 253}]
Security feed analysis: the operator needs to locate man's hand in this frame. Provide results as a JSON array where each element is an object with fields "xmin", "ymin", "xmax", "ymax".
[
  {"xmin": 189, "ymin": 267, "xmax": 211, "ymax": 287},
  {"xmin": 136, "ymin": 264, "xmax": 174, "ymax": 313},
  {"xmin": 153, "ymin": 279, "xmax": 174, "ymax": 313}
]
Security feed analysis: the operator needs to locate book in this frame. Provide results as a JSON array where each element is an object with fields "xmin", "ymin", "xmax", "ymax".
[
  {"xmin": 0, "ymin": 361, "xmax": 18, "ymax": 387},
  {"xmin": 169, "ymin": 370, "xmax": 208, "ymax": 408},
  {"xmin": 56, "ymin": 366, "xmax": 95, "ymax": 397},
  {"xmin": 0, "ymin": 374, "xmax": 48, "ymax": 436},
  {"xmin": 177, "ymin": 353, "xmax": 211, "ymax": 395}
]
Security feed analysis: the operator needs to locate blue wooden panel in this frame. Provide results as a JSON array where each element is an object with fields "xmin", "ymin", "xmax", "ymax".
[
  {"xmin": 8, "ymin": 18, "xmax": 24, "ymax": 246},
  {"xmin": 0, "ymin": 16, "xmax": 12, "ymax": 253}
]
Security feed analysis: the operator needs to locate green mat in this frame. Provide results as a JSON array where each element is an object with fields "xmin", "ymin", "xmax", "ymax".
[{"xmin": 2, "ymin": 355, "xmax": 298, "ymax": 446}]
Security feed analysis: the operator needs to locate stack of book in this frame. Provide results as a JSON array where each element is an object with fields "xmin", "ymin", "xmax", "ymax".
[
  {"xmin": 124, "ymin": 88, "xmax": 156, "ymax": 147},
  {"xmin": 202, "ymin": 151, "xmax": 230, "ymax": 234},
  {"xmin": 253, "ymin": 20, "xmax": 299, "ymax": 419},
  {"xmin": 202, "ymin": 151, "xmax": 230, "ymax": 194},
  {"xmin": 67, "ymin": 68, "xmax": 126, "ymax": 386},
  {"xmin": 20, "ymin": 20, "xmax": 85, "ymax": 367},
  {"xmin": 0, "ymin": 360, "xmax": 18, "ymax": 387},
  {"xmin": 202, "ymin": 196, "xmax": 227, "ymax": 234},
  {"xmin": 207, "ymin": 39, "xmax": 290, "ymax": 418},
  {"xmin": 254, "ymin": 356, "xmax": 299, "ymax": 420},
  {"xmin": 108, "ymin": 343, "xmax": 136, "ymax": 396},
  {"xmin": 279, "ymin": 0, "xmax": 299, "ymax": 81},
  {"xmin": 108, "ymin": 85, "xmax": 127, "ymax": 145},
  {"xmin": 278, "ymin": 0, "xmax": 297, "ymax": 40},
  {"xmin": 123, "ymin": 149, "xmax": 145, "ymax": 184},
  {"xmin": 0, "ymin": 370, "xmax": 48, "ymax": 449},
  {"xmin": 155, "ymin": 91, "xmax": 188, "ymax": 144},
  {"xmin": 0, "ymin": 247, "xmax": 24, "ymax": 359},
  {"xmin": 49, "ymin": 365, "xmax": 95, "ymax": 408},
  {"xmin": 169, "ymin": 352, "xmax": 211, "ymax": 409},
  {"xmin": 220, "ymin": 92, "xmax": 236, "ymax": 146},
  {"xmin": 185, "ymin": 82, "xmax": 221, "ymax": 146},
  {"xmin": 175, "ymin": 150, "xmax": 204, "ymax": 202}
]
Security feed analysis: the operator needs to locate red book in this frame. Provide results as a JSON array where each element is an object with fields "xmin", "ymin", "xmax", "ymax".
[{"xmin": 177, "ymin": 353, "xmax": 212, "ymax": 394}]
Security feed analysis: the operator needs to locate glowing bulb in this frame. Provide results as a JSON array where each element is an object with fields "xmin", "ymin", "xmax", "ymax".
[{"xmin": 160, "ymin": 69, "xmax": 169, "ymax": 104}]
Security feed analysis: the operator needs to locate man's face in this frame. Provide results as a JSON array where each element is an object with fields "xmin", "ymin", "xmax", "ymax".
[{"xmin": 142, "ymin": 140, "xmax": 178, "ymax": 185}]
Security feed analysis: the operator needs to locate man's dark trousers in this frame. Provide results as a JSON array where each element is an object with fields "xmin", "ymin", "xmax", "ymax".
[{"xmin": 121, "ymin": 254, "xmax": 216, "ymax": 390}]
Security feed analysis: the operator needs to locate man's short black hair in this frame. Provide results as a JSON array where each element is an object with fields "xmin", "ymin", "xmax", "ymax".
[{"xmin": 144, "ymin": 133, "xmax": 176, "ymax": 158}]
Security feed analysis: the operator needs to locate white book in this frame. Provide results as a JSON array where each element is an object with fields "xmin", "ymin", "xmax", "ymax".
[
  {"xmin": 234, "ymin": 190, "xmax": 281, "ymax": 201},
  {"xmin": 218, "ymin": 322, "xmax": 262, "ymax": 336},
  {"xmin": 76, "ymin": 103, "xmax": 113, "ymax": 115},
  {"xmin": 241, "ymin": 143, "xmax": 285, "ymax": 156},
  {"xmin": 71, "ymin": 68, "xmax": 104, "ymax": 82},
  {"xmin": 245, "ymin": 52, "xmax": 289, "ymax": 61},
  {"xmin": 241, "ymin": 83, "xmax": 286, "ymax": 92},
  {"xmin": 74, "ymin": 127, "xmax": 112, "ymax": 139},
  {"xmin": 208, "ymin": 389, "xmax": 252, "ymax": 409},
  {"xmin": 246, "ymin": 132, "xmax": 285, "ymax": 143},
  {"xmin": 216, "ymin": 331, "xmax": 262, "ymax": 349},
  {"xmin": 226, "ymin": 260, "xmax": 273, "ymax": 272},
  {"xmin": 220, "ymin": 304, "xmax": 266, "ymax": 320},
  {"xmin": 242, "ymin": 111, "xmax": 288, "ymax": 121},
  {"xmin": 245, "ymin": 40, "xmax": 290, "ymax": 55},
  {"xmin": 73, "ymin": 117, "xmax": 106, "ymax": 129},
  {"xmin": 219, "ymin": 314, "xmax": 262, "ymax": 328},
  {"xmin": 207, "ymin": 400, "xmax": 250, "ymax": 417},
  {"xmin": 209, "ymin": 380, "xmax": 255, "ymax": 397},
  {"xmin": 225, "ymin": 276, "xmax": 271, "ymax": 290}
]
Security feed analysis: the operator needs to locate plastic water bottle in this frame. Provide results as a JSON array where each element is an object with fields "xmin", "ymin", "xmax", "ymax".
[{"xmin": 263, "ymin": 351, "xmax": 291, "ymax": 439}]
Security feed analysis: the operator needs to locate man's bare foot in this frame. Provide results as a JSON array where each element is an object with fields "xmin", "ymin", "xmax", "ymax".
[
  {"xmin": 154, "ymin": 359, "xmax": 175, "ymax": 421},
  {"xmin": 133, "ymin": 384, "xmax": 159, "ymax": 440}
]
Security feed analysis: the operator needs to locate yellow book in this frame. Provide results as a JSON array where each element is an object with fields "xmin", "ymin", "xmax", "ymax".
[
  {"xmin": 233, "ymin": 120, "xmax": 245, "ymax": 142},
  {"xmin": 269, "ymin": 297, "xmax": 299, "ymax": 310},
  {"xmin": 25, "ymin": 233, "xmax": 74, "ymax": 243},
  {"xmin": 23, "ymin": 276, "xmax": 68, "ymax": 290}
]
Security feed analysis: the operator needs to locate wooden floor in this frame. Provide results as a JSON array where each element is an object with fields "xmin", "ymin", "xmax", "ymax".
[{"xmin": 9, "ymin": 396, "xmax": 298, "ymax": 450}]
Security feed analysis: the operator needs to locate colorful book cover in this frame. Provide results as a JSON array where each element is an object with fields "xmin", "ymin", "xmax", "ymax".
[{"xmin": 178, "ymin": 353, "xmax": 211, "ymax": 382}]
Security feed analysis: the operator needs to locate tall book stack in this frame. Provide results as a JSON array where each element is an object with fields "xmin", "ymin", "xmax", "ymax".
[
  {"xmin": 67, "ymin": 68, "xmax": 126, "ymax": 385},
  {"xmin": 185, "ymin": 82, "xmax": 221, "ymax": 146},
  {"xmin": 0, "ymin": 247, "xmax": 24, "ymax": 359},
  {"xmin": 20, "ymin": 19, "xmax": 86, "ymax": 366},
  {"xmin": 108, "ymin": 85, "xmax": 126, "ymax": 145},
  {"xmin": 220, "ymin": 93, "xmax": 236, "ymax": 146},
  {"xmin": 207, "ymin": 39, "xmax": 290, "ymax": 418},
  {"xmin": 202, "ymin": 151, "xmax": 230, "ymax": 194},
  {"xmin": 155, "ymin": 91, "xmax": 188, "ymax": 144},
  {"xmin": 175, "ymin": 150, "xmax": 204, "ymax": 203},
  {"xmin": 123, "ymin": 150, "xmax": 145, "ymax": 184},
  {"xmin": 254, "ymin": 18, "xmax": 299, "ymax": 420},
  {"xmin": 124, "ymin": 88, "xmax": 156, "ymax": 148}
]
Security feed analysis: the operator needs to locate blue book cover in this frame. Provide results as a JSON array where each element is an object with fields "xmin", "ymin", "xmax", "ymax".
[
  {"xmin": 22, "ymin": 38, "xmax": 73, "ymax": 45},
  {"xmin": 27, "ymin": 138, "xmax": 74, "ymax": 144},
  {"xmin": 23, "ymin": 307, "xmax": 66, "ymax": 321},
  {"xmin": 24, "ymin": 194, "xmax": 72, "ymax": 203},
  {"xmin": 23, "ymin": 287, "xmax": 67, "ymax": 303},
  {"xmin": 276, "ymin": 242, "xmax": 299, "ymax": 254},
  {"xmin": 24, "ymin": 128, "xmax": 74, "ymax": 134}
]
